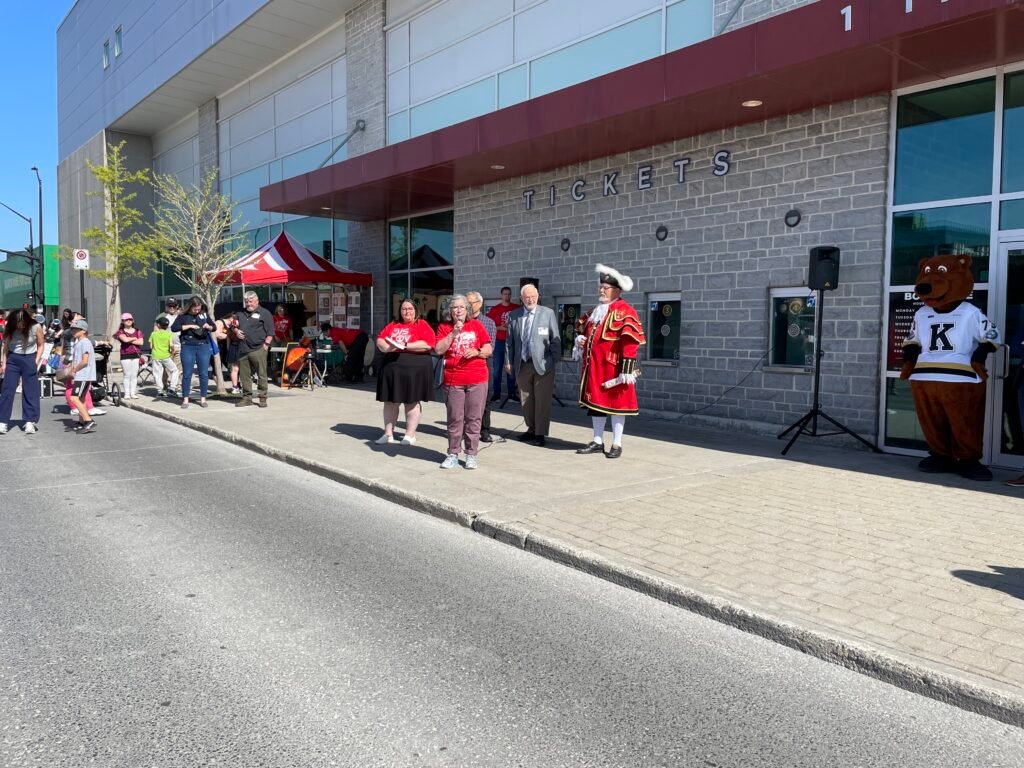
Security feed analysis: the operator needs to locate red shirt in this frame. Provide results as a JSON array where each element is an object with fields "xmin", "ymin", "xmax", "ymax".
[
  {"xmin": 274, "ymin": 315, "xmax": 292, "ymax": 340},
  {"xmin": 378, "ymin": 320, "xmax": 436, "ymax": 351},
  {"xmin": 486, "ymin": 303, "xmax": 520, "ymax": 341},
  {"xmin": 437, "ymin": 320, "xmax": 491, "ymax": 386}
]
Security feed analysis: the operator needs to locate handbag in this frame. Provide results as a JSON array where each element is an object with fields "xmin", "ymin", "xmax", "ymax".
[
  {"xmin": 55, "ymin": 366, "xmax": 74, "ymax": 383},
  {"xmin": 433, "ymin": 355, "xmax": 445, "ymax": 388}
]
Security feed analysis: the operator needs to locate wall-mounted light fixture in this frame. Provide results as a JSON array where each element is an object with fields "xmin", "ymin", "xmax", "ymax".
[
  {"xmin": 742, "ymin": 99, "xmax": 763, "ymax": 108},
  {"xmin": 560, "ymin": 238, "xmax": 571, "ymax": 252},
  {"xmin": 486, "ymin": 246, "xmax": 495, "ymax": 260},
  {"xmin": 655, "ymin": 225, "xmax": 669, "ymax": 242},
  {"xmin": 784, "ymin": 209, "xmax": 802, "ymax": 228}
]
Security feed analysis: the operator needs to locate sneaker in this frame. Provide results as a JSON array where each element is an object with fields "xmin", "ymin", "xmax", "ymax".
[
  {"xmin": 229, "ymin": 387, "xmax": 241, "ymax": 395},
  {"xmin": 439, "ymin": 453, "xmax": 460, "ymax": 469},
  {"xmin": 400, "ymin": 435, "xmax": 416, "ymax": 445},
  {"xmin": 88, "ymin": 408, "xmax": 107, "ymax": 416},
  {"xmin": 157, "ymin": 390, "xmax": 167, "ymax": 397},
  {"xmin": 464, "ymin": 455, "xmax": 478, "ymax": 470},
  {"xmin": 374, "ymin": 434, "xmax": 396, "ymax": 445},
  {"xmin": 0, "ymin": 423, "xmax": 7, "ymax": 435},
  {"xmin": 23, "ymin": 422, "xmax": 37, "ymax": 434},
  {"xmin": 80, "ymin": 421, "xmax": 96, "ymax": 434}
]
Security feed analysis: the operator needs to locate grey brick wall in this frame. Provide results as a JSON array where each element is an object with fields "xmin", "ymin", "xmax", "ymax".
[
  {"xmin": 345, "ymin": 0, "xmax": 387, "ymax": 331},
  {"xmin": 198, "ymin": 98, "xmax": 218, "ymax": 179},
  {"xmin": 715, "ymin": 0, "xmax": 820, "ymax": 32},
  {"xmin": 454, "ymin": 95, "xmax": 891, "ymax": 438}
]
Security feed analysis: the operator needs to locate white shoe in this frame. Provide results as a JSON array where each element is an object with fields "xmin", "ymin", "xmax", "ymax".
[
  {"xmin": 464, "ymin": 455, "xmax": 478, "ymax": 470},
  {"xmin": 401, "ymin": 435, "xmax": 416, "ymax": 445},
  {"xmin": 374, "ymin": 434, "xmax": 396, "ymax": 444},
  {"xmin": 0, "ymin": 423, "xmax": 7, "ymax": 435},
  {"xmin": 88, "ymin": 408, "xmax": 107, "ymax": 416},
  {"xmin": 22, "ymin": 422, "xmax": 37, "ymax": 434},
  {"xmin": 439, "ymin": 454, "xmax": 460, "ymax": 469}
]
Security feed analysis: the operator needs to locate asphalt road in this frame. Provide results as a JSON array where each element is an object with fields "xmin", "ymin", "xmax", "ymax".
[{"xmin": 1, "ymin": 407, "xmax": 1022, "ymax": 768}]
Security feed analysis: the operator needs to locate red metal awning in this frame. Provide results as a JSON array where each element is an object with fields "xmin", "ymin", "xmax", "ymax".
[{"xmin": 261, "ymin": 0, "xmax": 1024, "ymax": 222}]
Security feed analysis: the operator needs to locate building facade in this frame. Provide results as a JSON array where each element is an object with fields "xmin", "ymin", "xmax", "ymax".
[{"xmin": 57, "ymin": 0, "xmax": 1024, "ymax": 468}]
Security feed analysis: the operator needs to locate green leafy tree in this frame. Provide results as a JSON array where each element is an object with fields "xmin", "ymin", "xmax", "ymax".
[
  {"xmin": 150, "ymin": 166, "xmax": 250, "ymax": 395},
  {"xmin": 82, "ymin": 140, "xmax": 157, "ymax": 338}
]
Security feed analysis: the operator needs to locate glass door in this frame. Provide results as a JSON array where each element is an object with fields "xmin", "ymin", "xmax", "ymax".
[{"xmin": 992, "ymin": 241, "xmax": 1024, "ymax": 468}]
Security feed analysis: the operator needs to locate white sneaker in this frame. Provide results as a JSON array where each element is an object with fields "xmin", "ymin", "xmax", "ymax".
[
  {"xmin": 439, "ymin": 453, "xmax": 460, "ymax": 469},
  {"xmin": 23, "ymin": 422, "xmax": 37, "ymax": 434},
  {"xmin": 88, "ymin": 408, "xmax": 107, "ymax": 416},
  {"xmin": 464, "ymin": 455, "xmax": 478, "ymax": 470},
  {"xmin": 401, "ymin": 435, "xmax": 416, "ymax": 445},
  {"xmin": 0, "ymin": 423, "xmax": 7, "ymax": 435},
  {"xmin": 374, "ymin": 434, "xmax": 396, "ymax": 444}
]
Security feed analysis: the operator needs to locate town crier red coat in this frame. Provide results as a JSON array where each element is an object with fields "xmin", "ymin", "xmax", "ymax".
[{"xmin": 578, "ymin": 298, "xmax": 646, "ymax": 415}]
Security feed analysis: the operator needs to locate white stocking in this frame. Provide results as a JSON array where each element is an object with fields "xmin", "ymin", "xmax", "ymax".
[
  {"xmin": 591, "ymin": 416, "xmax": 606, "ymax": 443},
  {"xmin": 611, "ymin": 415, "xmax": 625, "ymax": 446}
]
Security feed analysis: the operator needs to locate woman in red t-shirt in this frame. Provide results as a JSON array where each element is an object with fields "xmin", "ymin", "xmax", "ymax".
[
  {"xmin": 434, "ymin": 294, "xmax": 492, "ymax": 469},
  {"xmin": 374, "ymin": 298, "xmax": 437, "ymax": 445},
  {"xmin": 273, "ymin": 305, "xmax": 292, "ymax": 343}
]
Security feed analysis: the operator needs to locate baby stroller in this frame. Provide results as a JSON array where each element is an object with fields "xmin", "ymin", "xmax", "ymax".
[{"xmin": 91, "ymin": 341, "xmax": 122, "ymax": 407}]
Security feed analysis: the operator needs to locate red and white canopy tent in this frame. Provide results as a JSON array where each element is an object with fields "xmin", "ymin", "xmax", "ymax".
[{"xmin": 208, "ymin": 231, "xmax": 374, "ymax": 330}]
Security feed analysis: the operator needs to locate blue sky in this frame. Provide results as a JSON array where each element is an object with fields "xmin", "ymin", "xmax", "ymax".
[{"xmin": 0, "ymin": 3, "xmax": 66, "ymax": 257}]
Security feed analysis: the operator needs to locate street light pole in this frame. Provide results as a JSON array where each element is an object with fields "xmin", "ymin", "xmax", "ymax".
[
  {"xmin": 0, "ymin": 200, "xmax": 36, "ymax": 304},
  {"xmin": 31, "ymin": 167, "xmax": 44, "ymax": 309}
]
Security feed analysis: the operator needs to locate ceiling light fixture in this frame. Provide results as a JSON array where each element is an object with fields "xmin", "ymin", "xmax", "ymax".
[
  {"xmin": 742, "ymin": 99, "xmax": 763, "ymax": 108},
  {"xmin": 490, "ymin": 164, "xmax": 506, "ymax": 170}
]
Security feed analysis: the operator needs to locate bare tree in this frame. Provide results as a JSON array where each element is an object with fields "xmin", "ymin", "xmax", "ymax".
[{"xmin": 150, "ymin": 167, "xmax": 250, "ymax": 395}]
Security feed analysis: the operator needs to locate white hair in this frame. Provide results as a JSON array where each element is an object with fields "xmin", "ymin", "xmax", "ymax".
[
  {"xmin": 520, "ymin": 283, "xmax": 539, "ymax": 298},
  {"xmin": 445, "ymin": 293, "xmax": 468, "ymax": 322},
  {"xmin": 243, "ymin": 290, "xmax": 259, "ymax": 301}
]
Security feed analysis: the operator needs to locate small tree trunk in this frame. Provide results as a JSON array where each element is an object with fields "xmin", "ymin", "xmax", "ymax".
[{"xmin": 211, "ymin": 351, "xmax": 227, "ymax": 394}]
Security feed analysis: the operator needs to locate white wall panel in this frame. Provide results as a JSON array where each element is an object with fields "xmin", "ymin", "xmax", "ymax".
[
  {"xmin": 157, "ymin": 139, "xmax": 196, "ymax": 176},
  {"xmin": 409, "ymin": 0, "xmax": 512, "ymax": 61},
  {"xmin": 410, "ymin": 20, "xmax": 512, "ymax": 103},
  {"xmin": 230, "ymin": 130, "xmax": 275, "ymax": 175},
  {"xmin": 274, "ymin": 66, "xmax": 331, "ymax": 124},
  {"xmin": 229, "ymin": 98, "xmax": 274, "ymax": 147},
  {"xmin": 387, "ymin": 26, "xmax": 409, "ymax": 71},
  {"xmin": 275, "ymin": 104, "xmax": 332, "ymax": 157},
  {"xmin": 152, "ymin": 112, "xmax": 199, "ymax": 157},
  {"xmin": 386, "ymin": 0, "xmax": 433, "ymax": 25},
  {"xmin": 388, "ymin": 70, "xmax": 410, "ymax": 112},
  {"xmin": 514, "ymin": 0, "xmax": 660, "ymax": 62},
  {"xmin": 331, "ymin": 57, "xmax": 348, "ymax": 98},
  {"xmin": 331, "ymin": 97, "xmax": 348, "ymax": 135}
]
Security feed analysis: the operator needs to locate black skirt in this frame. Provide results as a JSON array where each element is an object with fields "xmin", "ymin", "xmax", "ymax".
[{"xmin": 376, "ymin": 352, "xmax": 434, "ymax": 403}]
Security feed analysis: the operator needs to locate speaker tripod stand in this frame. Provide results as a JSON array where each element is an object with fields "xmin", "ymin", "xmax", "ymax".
[{"xmin": 777, "ymin": 288, "xmax": 881, "ymax": 456}]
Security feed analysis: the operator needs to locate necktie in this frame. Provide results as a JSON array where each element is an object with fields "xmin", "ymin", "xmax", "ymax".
[{"xmin": 522, "ymin": 311, "xmax": 533, "ymax": 361}]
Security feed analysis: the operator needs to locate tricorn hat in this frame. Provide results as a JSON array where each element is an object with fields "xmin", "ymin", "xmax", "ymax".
[{"xmin": 596, "ymin": 263, "xmax": 633, "ymax": 292}]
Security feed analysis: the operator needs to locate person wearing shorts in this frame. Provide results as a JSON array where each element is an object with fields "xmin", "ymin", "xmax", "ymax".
[{"xmin": 68, "ymin": 319, "xmax": 97, "ymax": 433}]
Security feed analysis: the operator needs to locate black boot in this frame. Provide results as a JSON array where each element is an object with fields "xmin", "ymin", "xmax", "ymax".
[{"xmin": 957, "ymin": 460, "xmax": 992, "ymax": 482}]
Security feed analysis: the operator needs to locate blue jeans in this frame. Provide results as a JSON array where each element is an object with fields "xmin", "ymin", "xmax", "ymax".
[
  {"xmin": 490, "ymin": 339, "xmax": 516, "ymax": 397},
  {"xmin": 180, "ymin": 343, "xmax": 212, "ymax": 399},
  {"xmin": 0, "ymin": 353, "xmax": 40, "ymax": 424}
]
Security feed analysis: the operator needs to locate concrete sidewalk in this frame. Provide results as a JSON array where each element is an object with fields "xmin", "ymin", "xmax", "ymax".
[{"xmin": 119, "ymin": 381, "xmax": 1024, "ymax": 725}]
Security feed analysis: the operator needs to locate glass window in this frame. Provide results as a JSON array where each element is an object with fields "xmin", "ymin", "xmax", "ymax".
[
  {"xmin": 389, "ymin": 221, "xmax": 409, "ymax": 270},
  {"xmin": 388, "ymin": 273, "xmax": 409, "ymax": 322},
  {"xmin": 333, "ymin": 220, "xmax": 349, "ymax": 266},
  {"xmin": 233, "ymin": 198, "xmax": 269, "ymax": 232},
  {"xmin": 410, "ymin": 211, "xmax": 454, "ymax": 268},
  {"xmin": 890, "ymin": 204, "xmax": 990, "ymax": 285},
  {"xmin": 114, "ymin": 26, "xmax": 122, "ymax": 57},
  {"xmin": 894, "ymin": 78, "xmax": 995, "ymax": 205},
  {"xmin": 410, "ymin": 77, "xmax": 495, "ymax": 138},
  {"xmin": 230, "ymin": 165, "xmax": 269, "ymax": 203},
  {"xmin": 556, "ymin": 298, "xmax": 581, "ymax": 359},
  {"xmin": 102, "ymin": 41, "xmax": 110, "ymax": 69},
  {"xmin": 1001, "ymin": 199, "xmax": 1024, "ymax": 230},
  {"xmin": 666, "ymin": 0, "xmax": 714, "ymax": 53},
  {"xmin": 885, "ymin": 289, "xmax": 988, "ymax": 372},
  {"xmin": 283, "ymin": 217, "xmax": 333, "ymax": 259},
  {"xmin": 388, "ymin": 111, "xmax": 410, "ymax": 144},
  {"xmin": 498, "ymin": 65, "xmax": 528, "ymax": 109},
  {"xmin": 1002, "ymin": 72, "xmax": 1024, "ymax": 193},
  {"xmin": 648, "ymin": 295, "xmax": 682, "ymax": 362},
  {"xmin": 883, "ymin": 378, "xmax": 928, "ymax": 451},
  {"xmin": 530, "ymin": 12, "xmax": 661, "ymax": 98},
  {"xmin": 769, "ymin": 291, "xmax": 816, "ymax": 368},
  {"xmin": 281, "ymin": 141, "xmax": 331, "ymax": 178},
  {"xmin": 410, "ymin": 268, "xmax": 455, "ymax": 329}
]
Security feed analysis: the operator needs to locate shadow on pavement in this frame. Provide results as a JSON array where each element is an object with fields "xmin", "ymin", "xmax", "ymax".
[{"xmin": 951, "ymin": 566, "xmax": 1024, "ymax": 601}]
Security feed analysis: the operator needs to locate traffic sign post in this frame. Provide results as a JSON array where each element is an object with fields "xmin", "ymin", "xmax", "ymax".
[{"xmin": 72, "ymin": 248, "xmax": 90, "ymax": 271}]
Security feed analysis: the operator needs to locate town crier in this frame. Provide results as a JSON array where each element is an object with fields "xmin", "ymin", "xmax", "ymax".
[{"xmin": 574, "ymin": 263, "xmax": 646, "ymax": 459}]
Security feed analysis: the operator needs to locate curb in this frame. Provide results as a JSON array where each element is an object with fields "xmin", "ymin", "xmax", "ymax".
[{"xmin": 128, "ymin": 401, "xmax": 1024, "ymax": 728}]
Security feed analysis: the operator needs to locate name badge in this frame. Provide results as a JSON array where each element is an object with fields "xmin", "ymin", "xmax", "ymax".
[
  {"xmin": 251, "ymin": 313, "xmax": 260, "ymax": 319},
  {"xmin": 538, "ymin": 327, "xmax": 549, "ymax": 336}
]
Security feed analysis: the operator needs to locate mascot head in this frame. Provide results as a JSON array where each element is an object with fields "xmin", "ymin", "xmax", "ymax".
[{"xmin": 913, "ymin": 254, "xmax": 974, "ymax": 310}]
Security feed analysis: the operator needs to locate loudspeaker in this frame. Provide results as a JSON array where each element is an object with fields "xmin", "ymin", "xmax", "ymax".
[
  {"xmin": 808, "ymin": 246, "xmax": 841, "ymax": 291},
  {"xmin": 520, "ymin": 277, "xmax": 539, "ymax": 291}
]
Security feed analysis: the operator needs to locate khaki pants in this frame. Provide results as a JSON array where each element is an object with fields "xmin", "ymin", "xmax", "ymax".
[
  {"xmin": 516, "ymin": 359, "xmax": 555, "ymax": 436},
  {"xmin": 239, "ymin": 348, "xmax": 268, "ymax": 398}
]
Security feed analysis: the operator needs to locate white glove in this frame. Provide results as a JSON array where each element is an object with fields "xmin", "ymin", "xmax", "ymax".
[
  {"xmin": 571, "ymin": 345, "xmax": 582, "ymax": 362},
  {"xmin": 620, "ymin": 373, "xmax": 637, "ymax": 386},
  {"xmin": 574, "ymin": 335, "xmax": 585, "ymax": 348}
]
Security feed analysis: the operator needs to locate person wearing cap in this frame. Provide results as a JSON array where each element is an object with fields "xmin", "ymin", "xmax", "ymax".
[
  {"xmin": 67, "ymin": 319, "xmax": 97, "ymax": 433},
  {"xmin": 574, "ymin": 264, "xmax": 647, "ymax": 459},
  {"xmin": 114, "ymin": 312, "xmax": 144, "ymax": 399},
  {"xmin": 157, "ymin": 298, "xmax": 183, "ymax": 391}
]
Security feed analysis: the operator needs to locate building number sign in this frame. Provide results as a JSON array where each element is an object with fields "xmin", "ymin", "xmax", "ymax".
[{"xmin": 841, "ymin": 0, "xmax": 950, "ymax": 32}]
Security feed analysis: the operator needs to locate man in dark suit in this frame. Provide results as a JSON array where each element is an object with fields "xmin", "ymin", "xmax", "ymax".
[{"xmin": 504, "ymin": 283, "xmax": 561, "ymax": 446}]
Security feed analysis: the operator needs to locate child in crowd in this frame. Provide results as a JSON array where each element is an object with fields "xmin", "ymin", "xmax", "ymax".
[
  {"xmin": 149, "ymin": 317, "xmax": 180, "ymax": 396},
  {"xmin": 68, "ymin": 319, "xmax": 96, "ymax": 433}
]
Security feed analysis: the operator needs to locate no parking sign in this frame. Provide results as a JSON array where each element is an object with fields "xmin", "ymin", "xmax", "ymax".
[{"xmin": 73, "ymin": 248, "xmax": 90, "ymax": 271}]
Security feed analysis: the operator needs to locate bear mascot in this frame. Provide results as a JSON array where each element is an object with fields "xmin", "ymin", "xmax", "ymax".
[{"xmin": 900, "ymin": 253, "xmax": 1000, "ymax": 481}]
